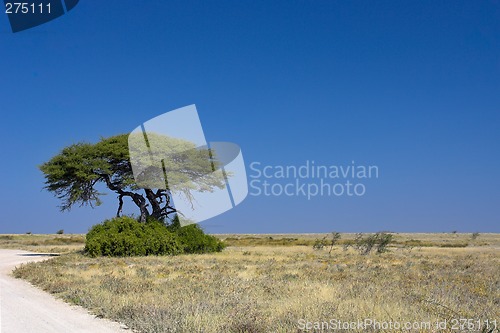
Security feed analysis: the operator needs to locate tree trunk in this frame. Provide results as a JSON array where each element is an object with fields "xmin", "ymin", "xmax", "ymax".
[
  {"xmin": 116, "ymin": 195, "xmax": 124, "ymax": 217},
  {"xmin": 143, "ymin": 189, "xmax": 177, "ymax": 222},
  {"xmin": 144, "ymin": 189, "xmax": 162, "ymax": 221},
  {"xmin": 100, "ymin": 174, "xmax": 150, "ymax": 223},
  {"xmin": 139, "ymin": 207, "xmax": 148, "ymax": 223},
  {"xmin": 131, "ymin": 193, "xmax": 149, "ymax": 223}
]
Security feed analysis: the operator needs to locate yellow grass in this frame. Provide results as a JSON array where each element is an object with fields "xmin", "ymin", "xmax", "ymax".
[
  {"xmin": 10, "ymin": 233, "xmax": 500, "ymax": 333},
  {"xmin": 0, "ymin": 234, "xmax": 85, "ymax": 253}
]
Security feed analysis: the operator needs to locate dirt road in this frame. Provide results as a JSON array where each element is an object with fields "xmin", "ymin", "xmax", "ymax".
[{"xmin": 0, "ymin": 249, "xmax": 125, "ymax": 333}]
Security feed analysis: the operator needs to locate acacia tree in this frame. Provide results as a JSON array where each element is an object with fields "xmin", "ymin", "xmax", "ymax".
[{"xmin": 39, "ymin": 134, "xmax": 225, "ymax": 223}]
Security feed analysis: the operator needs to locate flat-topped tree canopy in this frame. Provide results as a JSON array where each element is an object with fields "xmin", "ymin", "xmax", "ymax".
[{"xmin": 39, "ymin": 134, "xmax": 226, "ymax": 223}]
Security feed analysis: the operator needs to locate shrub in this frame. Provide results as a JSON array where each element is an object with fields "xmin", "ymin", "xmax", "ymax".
[
  {"xmin": 349, "ymin": 232, "xmax": 393, "ymax": 255},
  {"xmin": 313, "ymin": 232, "xmax": 341, "ymax": 256},
  {"xmin": 354, "ymin": 233, "xmax": 376, "ymax": 255},
  {"xmin": 175, "ymin": 224, "xmax": 226, "ymax": 254},
  {"xmin": 84, "ymin": 216, "xmax": 182, "ymax": 257},
  {"xmin": 312, "ymin": 238, "xmax": 326, "ymax": 250},
  {"xmin": 375, "ymin": 232, "xmax": 393, "ymax": 253},
  {"xmin": 56, "ymin": 229, "xmax": 64, "ymax": 234},
  {"xmin": 85, "ymin": 216, "xmax": 225, "ymax": 257}
]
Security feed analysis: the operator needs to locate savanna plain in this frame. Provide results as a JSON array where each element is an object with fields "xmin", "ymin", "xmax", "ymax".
[{"xmin": 1, "ymin": 232, "xmax": 498, "ymax": 333}]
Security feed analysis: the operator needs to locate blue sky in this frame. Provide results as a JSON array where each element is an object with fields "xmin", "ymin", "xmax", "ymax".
[{"xmin": 0, "ymin": 1, "xmax": 499, "ymax": 234}]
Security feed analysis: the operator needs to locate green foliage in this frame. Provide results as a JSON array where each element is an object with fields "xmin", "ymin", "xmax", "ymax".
[
  {"xmin": 84, "ymin": 216, "xmax": 225, "ymax": 257},
  {"xmin": 56, "ymin": 229, "xmax": 64, "ymax": 235},
  {"xmin": 349, "ymin": 232, "xmax": 393, "ymax": 255},
  {"xmin": 39, "ymin": 136, "xmax": 131, "ymax": 211},
  {"xmin": 85, "ymin": 216, "xmax": 183, "ymax": 257},
  {"xmin": 128, "ymin": 132, "xmax": 225, "ymax": 192},
  {"xmin": 165, "ymin": 216, "xmax": 226, "ymax": 253},
  {"xmin": 175, "ymin": 224, "xmax": 226, "ymax": 254},
  {"xmin": 39, "ymin": 134, "xmax": 226, "ymax": 221}
]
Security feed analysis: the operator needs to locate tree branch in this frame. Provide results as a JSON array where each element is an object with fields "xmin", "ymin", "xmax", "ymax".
[{"xmin": 116, "ymin": 194, "xmax": 124, "ymax": 217}]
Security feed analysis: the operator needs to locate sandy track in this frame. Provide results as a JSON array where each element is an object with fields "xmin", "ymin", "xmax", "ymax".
[{"xmin": 0, "ymin": 249, "xmax": 126, "ymax": 333}]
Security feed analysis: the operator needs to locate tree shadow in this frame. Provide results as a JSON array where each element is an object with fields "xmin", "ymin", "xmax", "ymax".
[{"xmin": 17, "ymin": 253, "xmax": 60, "ymax": 257}]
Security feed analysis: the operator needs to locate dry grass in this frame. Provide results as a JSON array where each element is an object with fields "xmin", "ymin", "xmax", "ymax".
[
  {"xmin": 218, "ymin": 232, "xmax": 500, "ymax": 248},
  {"xmin": 1, "ymin": 232, "xmax": 497, "ymax": 253},
  {"xmin": 11, "ymin": 234, "xmax": 500, "ymax": 333},
  {"xmin": 0, "ymin": 234, "xmax": 85, "ymax": 253}
]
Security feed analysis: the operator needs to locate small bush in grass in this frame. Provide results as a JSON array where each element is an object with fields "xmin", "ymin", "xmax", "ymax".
[
  {"xmin": 177, "ymin": 224, "xmax": 225, "ymax": 253},
  {"xmin": 56, "ymin": 229, "xmax": 64, "ymax": 234},
  {"xmin": 313, "ymin": 238, "xmax": 326, "ymax": 250},
  {"xmin": 376, "ymin": 232, "xmax": 393, "ymax": 253},
  {"xmin": 347, "ymin": 232, "xmax": 393, "ymax": 255},
  {"xmin": 85, "ymin": 216, "xmax": 225, "ymax": 257},
  {"xmin": 84, "ymin": 216, "xmax": 182, "ymax": 257},
  {"xmin": 166, "ymin": 217, "xmax": 226, "ymax": 254},
  {"xmin": 313, "ymin": 232, "xmax": 341, "ymax": 256}
]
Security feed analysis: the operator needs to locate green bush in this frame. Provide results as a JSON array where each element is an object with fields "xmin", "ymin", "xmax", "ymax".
[
  {"xmin": 85, "ymin": 216, "xmax": 182, "ymax": 257},
  {"xmin": 84, "ymin": 216, "xmax": 225, "ymax": 257},
  {"xmin": 176, "ymin": 224, "xmax": 226, "ymax": 254},
  {"xmin": 165, "ymin": 216, "xmax": 225, "ymax": 254}
]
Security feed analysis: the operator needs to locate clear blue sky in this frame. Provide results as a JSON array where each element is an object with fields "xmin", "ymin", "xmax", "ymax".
[{"xmin": 1, "ymin": 1, "xmax": 499, "ymax": 234}]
